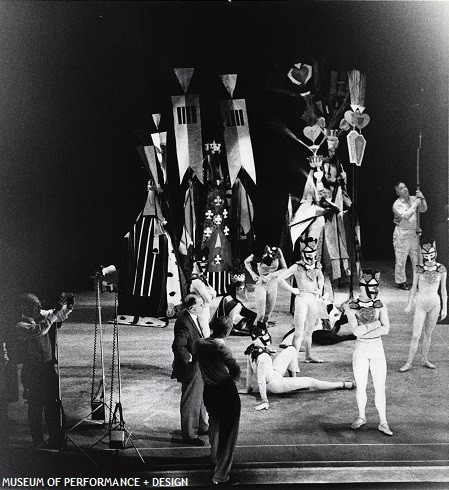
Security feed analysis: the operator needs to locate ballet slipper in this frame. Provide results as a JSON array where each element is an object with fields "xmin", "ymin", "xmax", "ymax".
[
  {"xmin": 378, "ymin": 423, "xmax": 393, "ymax": 436},
  {"xmin": 341, "ymin": 381, "xmax": 356, "ymax": 390},
  {"xmin": 399, "ymin": 362, "xmax": 411, "ymax": 372},
  {"xmin": 305, "ymin": 357, "xmax": 323, "ymax": 363},
  {"xmin": 422, "ymin": 360, "xmax": 436, "ymax": 369},
  {"xmin": 351, "ymin": 417, "xmax": 366, "ymax": 429},
  {"xmin": 254, "ymin": 402, "xmax": 269, "ymax": 411}
]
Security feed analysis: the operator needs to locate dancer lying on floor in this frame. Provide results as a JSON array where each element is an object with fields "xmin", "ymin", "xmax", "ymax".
[
  {"xmin": 343, "ymin": 268, "xmax": 393, "ymax": 436},
  {"xmin": 400, "ymin": 239, "xmax": 447, "ymax": 372},
  {"xmin": 239, "ymin": 323, "xmax": 355, "ymax": 411},
  {"xmin": 210, "ymin": 281, "xmax": 256, "ymax": 336}
]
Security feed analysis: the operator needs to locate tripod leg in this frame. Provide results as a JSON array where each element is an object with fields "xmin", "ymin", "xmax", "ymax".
[{"xmin": 65, "ymin": 435, "xmax": 98, "ymax": 466}]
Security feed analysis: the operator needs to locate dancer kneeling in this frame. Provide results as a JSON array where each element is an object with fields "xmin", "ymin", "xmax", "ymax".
[
  {"xmin": 344, "ymin": 269, "xmax": 393, "ymax": 436},
  {"xmin": 400, "ymin": 239, "xmax": 447, "ymax": 372},
  {"xmin": 277, "ymin": 237, "xmax": 324, "ymax": 362},
  {"xmin": 211, "ymin": 281, "xmax": 256, "ymax": 336},
  {"xmin": 240, "ymin": 323, "xmax": 355, "ymax": 411}
]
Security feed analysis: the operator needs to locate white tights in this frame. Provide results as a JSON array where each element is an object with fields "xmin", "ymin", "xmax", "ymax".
[
  {"xmin": 352, "ymin": 339, "xmax": 387, "ymax": 425},
  {"xmin": 405, "ymin": 295, "xmax": 440, "ymax": 365}
]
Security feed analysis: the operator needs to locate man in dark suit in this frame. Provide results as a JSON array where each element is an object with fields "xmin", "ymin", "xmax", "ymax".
[{"xmin": 171, "ymin": 293, "xmax": 209, "ymax": 445}]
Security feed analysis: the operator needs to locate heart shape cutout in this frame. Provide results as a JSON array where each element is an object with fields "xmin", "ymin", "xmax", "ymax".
[
  {"xmin": 345, "ymin": 111, "xmax": 370, "ymax": 129},
  {"xmin": 358, "ymin": 307, "xmax": 376, "ymax": 324},
  {"xmin": 303, "ymin": 124, "xmax": 322, "ymax": 143}
]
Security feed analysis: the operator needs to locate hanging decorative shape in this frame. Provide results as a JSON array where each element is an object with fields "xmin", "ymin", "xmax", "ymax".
[
  {"xmin": 354, "ymin": 133, "xmax": 367, "ymax": 166},
  {"xmin": 348, "ymin": 69, "xmax": 366, "ymax": 113},
  {"xmin": 344, "ymin": 110, "xmax": 370, "ymax": 130},
  {"xmin": 303, "ymin": 124, "xmax": 322, "ymax": 143},
  {"xmin": 152, "ymin": 113, "xmax": 161, "ymax": 129},
  {"xmin": 171, "ymin": 93, "xmax": 203, "ymax": 183},
  {"xmin": 219, "ymin": 74, "xmax": 238, "ymax": 97},
  {"xmin": 287, "ymin": 63, "xmax": 313, "ymax": 85},
  {"xmin": 347, "ymin": 130, "xmax": 359, "ymax": 164},
  {"xmin": 174, "ymin": 67, "xmax": 195, "ymax": 94},
  {"xmin": 150, "ymin": 132, "xmax": 168, "ymax": 184},
  {"xmin": 219, "ymin": 98, "xmax": 256, "ymax": 185}
]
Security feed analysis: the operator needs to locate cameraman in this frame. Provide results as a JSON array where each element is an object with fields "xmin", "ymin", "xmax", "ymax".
[{"xmin": 16, "ymin": 292, "xmax": 74, "ymax": 449}]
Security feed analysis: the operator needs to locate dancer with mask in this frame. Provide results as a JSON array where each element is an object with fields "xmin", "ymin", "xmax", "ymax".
[
  {"xmin": 400, "ymin": 240, "xmax": 447, "ymax": 372},
  {"xmin": 277, "ymin": 237, "xmax": 325, "ymax": 363},
  {"xmin": 189, "ymin": 259, "xmax": 217, "ymax": 338},
  {"xmin": 244, "ymin": 245, "xmax": 287, "ymax": 325},
  {"xmin": 210, "ymin": 281, "xmax": 256, "ymax": 336},
  {"xmin": 240, "ymin": 323, "xmax": 354, "ymax": 411},
  {"xmin": 344, "ymin": 269, "xmax": 393, "ymax": 436}
]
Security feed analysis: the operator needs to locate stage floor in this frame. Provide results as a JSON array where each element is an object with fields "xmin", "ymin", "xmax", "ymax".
[{"xmin": 1, "ymin": 261, "xmax": 449, "ymax": 488}]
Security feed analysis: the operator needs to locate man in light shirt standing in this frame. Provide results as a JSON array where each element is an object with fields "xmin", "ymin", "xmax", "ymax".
[{"xmin": 392, "ymin": 182, "xmax": 427, "ymax": 290}]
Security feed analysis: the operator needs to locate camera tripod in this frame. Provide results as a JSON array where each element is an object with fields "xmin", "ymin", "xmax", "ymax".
[{"xmin": 89, "ymin": 285, "xmax": 145, "ymax": 463}]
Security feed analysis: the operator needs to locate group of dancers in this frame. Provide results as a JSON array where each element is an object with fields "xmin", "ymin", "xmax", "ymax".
[{"xmin": 188, "ymin": 229, "xmax": 447, "ymax": 438}]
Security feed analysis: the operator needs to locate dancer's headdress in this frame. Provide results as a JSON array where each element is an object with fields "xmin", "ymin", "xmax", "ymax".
[
  {"xmin": 299, "ymin": 237, "xmax": 318, "ymax": 253},
  {"xmin": 250, "ymin": 322, "xmax": 272, "ymax": 346},
  {"xmin": 359, "ymin": 268, "xmax": 380, "ymax": 286},
  {"xmin": 420, "ymin": 240, "xmax": 437, "ymax": 257}
]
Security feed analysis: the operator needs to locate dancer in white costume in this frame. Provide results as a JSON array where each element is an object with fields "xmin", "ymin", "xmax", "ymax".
[
  {"xmin": 344, "ymin": 269, "xmax": 392, "ymax": 436},
  {"xmin": 244, "ymin": 246, "xmax": 287, "ymax": 324},
  {"xmin": 400, "ymin": 240, "xmax": 447, "ymax": 372},
  {"xmin": 240, "ymin": 324, "xmax": 354, "ymax": 411},
  {"xmin": 189, "ymin": 260, "xmax": 217, "ymax": 338},
  {"xmin": 277, "ymin": 237, "xmax": 325, "ymax": 363}
]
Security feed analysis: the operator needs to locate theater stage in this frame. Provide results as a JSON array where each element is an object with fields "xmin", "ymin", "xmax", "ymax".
[{"xmin": 1, "ymin": 262, "xmax": 448, "ymax": 488}]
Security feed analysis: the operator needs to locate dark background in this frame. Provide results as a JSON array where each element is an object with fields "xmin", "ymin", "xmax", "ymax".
[{"xmin": 0, "ymin": 1, "xmax": 448, "ymax": 315}]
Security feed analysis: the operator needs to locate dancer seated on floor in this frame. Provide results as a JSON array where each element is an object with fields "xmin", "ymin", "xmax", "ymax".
[
  {"xmin": 244, "ymin": 244, "xmax": 287, "ymax": 325},
  {"xmin": 343, "ymin": 269, "xmax": 393, "ymax": 436},
  {"xmin": 400, "ymin": 239, "xmax": 447, "ymax": 372},
  {"xmin": 280, "ymin": 300, "xmax": 356, "ymax": 347},
  {"xmin": 239, "ymin": 323, "xmax": 355, "ymax": 411},
  {"xmin": 277, "ymin": 237, "xmax": 325, "ymax": 362},
  {"xmin": 210, "ymin": 281, "xmax": 256, "ymax": 336}
]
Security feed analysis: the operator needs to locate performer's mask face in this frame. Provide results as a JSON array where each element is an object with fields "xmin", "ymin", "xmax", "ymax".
[
  {"xmin": 302, "ymin": 249, "xmax": 317, "ymax": 265},
  {"xmin": 251, "ymin": 322, "xmax": 271, "ymax": 346},
  {"xmin": 261, "ymin": 247, "xmax": 275, "ymax": 266},
  {"xmin": 422, "ymin": 250, "xmax": 437, "ymax": 264},
  {"xmin": 362, "ymin": 281, "xmax": 379, "ymax": 299}
]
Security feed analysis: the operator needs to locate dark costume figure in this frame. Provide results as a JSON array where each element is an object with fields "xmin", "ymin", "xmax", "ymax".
[
  {"xmin": 16, "ymin": 293, "xmax": 74, "ymax": 449},
  {"xmin": 120, "ymin": 140, "xmax": 183, "ymax": 322},
  {"xmin": 199, "ymin": 142, "xmax": 233, "ymax": 295},
  {"xmin": 196, "ymin": 317, "xmax": 241, "ymax": 486},
  {"xmin": 171, "ymin": 294, "xmax": 209, "ymax": 445},
  {"xmin": 344, "ymin": 269, "xmax": 392, "ymax": 436},
  {"xmin": 400, "ymin": 240, "xmax": 447, "ymax": 371},
  {"xmin": 210, "ymin": 281, "xmax": 256, "ymax": 336}
]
